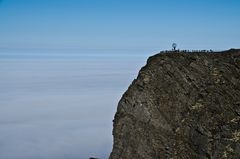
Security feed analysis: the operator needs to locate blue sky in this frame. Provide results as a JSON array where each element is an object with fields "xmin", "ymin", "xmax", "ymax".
[
  {"xmin": 0, "ymin": 1, "xmax": 240, "ymax": 158},
  {"xmin": 0, "ymin": 0, "xmax": 240, "ymax": 53}
]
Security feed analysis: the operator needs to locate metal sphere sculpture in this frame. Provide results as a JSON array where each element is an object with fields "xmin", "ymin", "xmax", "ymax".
[{"xmin": 172, "ymin": 43, "xmax": 177, "ymax": 51}]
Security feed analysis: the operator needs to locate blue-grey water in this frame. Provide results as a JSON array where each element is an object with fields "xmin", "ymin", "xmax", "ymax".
[{"xmin": 0, "ymin": 52, "xmax": 150, "ymax": 159}]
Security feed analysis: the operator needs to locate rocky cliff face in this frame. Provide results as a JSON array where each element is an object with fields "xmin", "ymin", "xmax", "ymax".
[{"xmin": 109, "ymin": 49, "xmax": 240, "ymax": 159}]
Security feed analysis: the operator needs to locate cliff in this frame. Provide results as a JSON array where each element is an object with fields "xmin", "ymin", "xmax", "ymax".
[{"xmin": 109, "ymin": 49, "xmax": 240, "ymax": 159}]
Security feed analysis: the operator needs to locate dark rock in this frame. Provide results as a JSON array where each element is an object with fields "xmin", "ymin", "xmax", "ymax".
[{"xmin": 109, "ymin": 49, "xmax": 240, "ymax": 159}]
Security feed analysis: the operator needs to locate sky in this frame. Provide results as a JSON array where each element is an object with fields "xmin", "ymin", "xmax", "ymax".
[
  {"xmin": 0, "ymin": 0, "xmax": 240, "ymax": 159},
  {"xmin": 0, "ymin": 0, "xmax": 240, "ymax": 54}
]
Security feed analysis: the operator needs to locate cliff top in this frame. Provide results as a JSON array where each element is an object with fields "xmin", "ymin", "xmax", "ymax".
[{"xmin": 110, "ymin": 48, "xmax": 240, "ymax": 159}]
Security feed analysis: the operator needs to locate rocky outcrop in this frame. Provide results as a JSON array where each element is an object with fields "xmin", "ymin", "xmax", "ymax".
[{"xmin": 109, "ymin": 49, "xmax": 240, "ymax": 159}]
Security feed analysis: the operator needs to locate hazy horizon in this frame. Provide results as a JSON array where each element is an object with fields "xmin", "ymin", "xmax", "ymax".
[
  {"xmin": 0, "ymin": 0, "xmax": 240, "ymax": 158},
  {"xmin": 0, "ymin": 53, "xmax": 149, "ymax": 158}
]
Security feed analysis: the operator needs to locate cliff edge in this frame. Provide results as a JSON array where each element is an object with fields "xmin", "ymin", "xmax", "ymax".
[{"xmin": 110, "ymin": 49, "xmax": 240, "ymax": 159}]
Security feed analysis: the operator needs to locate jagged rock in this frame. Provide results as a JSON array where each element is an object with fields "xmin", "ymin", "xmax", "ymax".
[{"xmin": 109, "ymin": 49, "xmax": 240, "ymax": 159}]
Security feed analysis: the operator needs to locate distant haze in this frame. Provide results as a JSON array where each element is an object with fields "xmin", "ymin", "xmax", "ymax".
[
  {"xmin": 0, "ymin": 0, "xmax": 240, "ymax": 158},
  {"xmin": 0, "ymin": 54, "xmax": 148, "ymax": 159}
]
